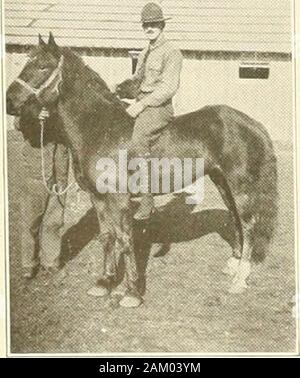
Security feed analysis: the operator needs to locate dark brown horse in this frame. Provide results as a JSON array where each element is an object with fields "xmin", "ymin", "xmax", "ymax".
[{"xmin": 6, "ymin": 34, "xmax": 278, "ymax": 307}]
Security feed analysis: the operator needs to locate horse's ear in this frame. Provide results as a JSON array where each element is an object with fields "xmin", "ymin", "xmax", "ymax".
[
  {"xmin": 38, "ymin": 34, "xmax": 46, "ymax": 47},
  {"xmin": 48, "ymin": 32, "xmax": 61, "ymax": 57},
  {"xmin": 48, "ymin": 32, "xmax": 57, "ymax": 47}
]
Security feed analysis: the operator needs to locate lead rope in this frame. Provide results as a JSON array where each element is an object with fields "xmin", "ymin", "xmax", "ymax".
[{"xmin": 39, "ymin": 107, "xmax": 76, "ymax": 196}]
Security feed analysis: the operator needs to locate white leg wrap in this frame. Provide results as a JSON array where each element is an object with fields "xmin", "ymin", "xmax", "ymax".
[
  {"xmin": 234, "ymin": 260, "xmax": 251, "ymax": 282},
  {"xmin": 222, "ymin": 256, "xmax": 240, "ymax": 276},
  {"xmin": 229, "ymin": 260, "xmax": 251, "ymax": 294}
]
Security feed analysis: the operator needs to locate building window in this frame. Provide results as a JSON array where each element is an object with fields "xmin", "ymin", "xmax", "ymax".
[
  {"xmin": 129, "ymin": 50, "xmax": 142, "ymax": 74},
  {"xmin": 239, "ymin": 62, "xmax": 270, "ymax": 79}
]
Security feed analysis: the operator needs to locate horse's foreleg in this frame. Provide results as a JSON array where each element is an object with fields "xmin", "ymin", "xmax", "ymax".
[
  {"xmin": 87, "ymin": 195, "xmax": 118, "ymax": 297},
  {"xmin": 119, "ymin": 250, "xmax": 143, "ymax": 307},
  {"xmin": 108, "ymin": 195, "xmax": 143, "ymax": 308}
]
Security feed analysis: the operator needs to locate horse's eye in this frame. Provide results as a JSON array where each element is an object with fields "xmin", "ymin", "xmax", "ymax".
[{"xmin": 39, "ymin": 66, "xmax": 49, "ymax": 71}]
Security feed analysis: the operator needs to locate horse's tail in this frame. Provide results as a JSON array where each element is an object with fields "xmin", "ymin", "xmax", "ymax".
[{"xmin": 250, "ymin": 137, "xmax": 278, "ymax": 263}]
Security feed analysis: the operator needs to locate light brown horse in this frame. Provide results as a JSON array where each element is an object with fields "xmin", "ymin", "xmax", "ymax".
[{"xmin": 6, "ymin": 34, "xmax": 278, "ymax": 307}]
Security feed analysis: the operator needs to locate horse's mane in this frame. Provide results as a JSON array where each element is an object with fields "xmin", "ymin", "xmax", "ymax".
[
  {"xmin": 62, "ymin": 47, "xmax": 110, "ymax": 93},
  {"xmin": 60, "ymin": 47, "xmax": 133, "ymax": 135}
]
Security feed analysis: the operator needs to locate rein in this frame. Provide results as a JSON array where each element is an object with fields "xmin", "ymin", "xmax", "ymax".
[{"xmin": 39, "ymin": 108, "xmax": 76, "ymax": 196}]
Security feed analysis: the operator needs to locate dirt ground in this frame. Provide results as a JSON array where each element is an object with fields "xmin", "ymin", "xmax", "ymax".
[{"xmin": 7, "ymin": 131, "xmax": 297, "ymax": 354}]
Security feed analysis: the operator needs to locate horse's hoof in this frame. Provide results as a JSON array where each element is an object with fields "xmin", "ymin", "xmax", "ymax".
[
  {"xmin": 228, "ymin": 282, "xmax": 248, "ymax": 294},
  {"xmin": 222, "ymin": 266, "xmax": 235, "ymax": 276},
  {"xmin": 87, "ymin": 286, "xmax": 109, "ymax": 297},
  {"xmin": 222, "ymin": 257, "xmax": 239, "ymax": 276},
  {"xmin": 119, "ymin": 295, "xmax": 143, "ymax": 308},
  {"xmin": 23, "ymin": 266, "xmax": 39, "ymax": 280},
  {"xmin": 111, "ymin": 285, "xmax": 127, "ymax": 297}
]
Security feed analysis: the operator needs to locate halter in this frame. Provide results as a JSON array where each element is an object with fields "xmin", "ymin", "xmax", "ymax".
[{"xmin": 15, "ymin": 55, "xmax": 64, "ymax": 100}]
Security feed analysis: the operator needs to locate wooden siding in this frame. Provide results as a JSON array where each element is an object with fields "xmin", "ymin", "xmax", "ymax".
[{"xmin": 4, "ymin": 0, "xmax": 293, "ymax": 53}]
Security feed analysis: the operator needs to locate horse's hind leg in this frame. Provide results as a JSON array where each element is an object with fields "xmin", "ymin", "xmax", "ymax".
[
  {"xmin": 209, "ymin": 167, "xmax": 243, "ymax": 276},
  {"xmin": 228, "ymin": 191, "xmax": 255, "ymax": 294},
  {"xmin": 211, "ymin": 166, "xmax": 256, "ymax": 293},
  {"xmin": 210, "ymin": 166, "xmax": 257, "ymax": 293},
  {"xmin": 209, "ymin": 167, "xmax": 254, "ymax": 293},
  {"xmin": 228, "ymin": 218, "xmax": 253, "ymax": 293}
]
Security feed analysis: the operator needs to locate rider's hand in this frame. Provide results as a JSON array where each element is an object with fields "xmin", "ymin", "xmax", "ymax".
[
  {"xmin": 38, "ymin": 108, "xmax": 50, "ymax": 121},
  {"xmin": 126, "ymin": 101, "xmax": 145, "ymax": 118}
]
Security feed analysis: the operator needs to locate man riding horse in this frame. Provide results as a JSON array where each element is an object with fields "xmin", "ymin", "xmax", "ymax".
[{"xmin": 117, "ymin": 2, "xmax": 183, "ymax": 220}]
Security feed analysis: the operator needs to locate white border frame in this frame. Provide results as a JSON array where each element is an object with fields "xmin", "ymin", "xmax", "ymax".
[{"xmin": 0, "ymin": 0, "xmax": 299, "ymax": 358}]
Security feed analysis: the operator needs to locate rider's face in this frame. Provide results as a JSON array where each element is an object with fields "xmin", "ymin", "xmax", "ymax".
[{"xmin": 142, "ymin": 22, "xmax": 163, "ymax": 41}]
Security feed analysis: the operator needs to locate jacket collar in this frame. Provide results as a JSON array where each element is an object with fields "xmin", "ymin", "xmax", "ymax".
[{"xmin": 148, "ymin": 32, "xmax": 166, "ymax": 51}]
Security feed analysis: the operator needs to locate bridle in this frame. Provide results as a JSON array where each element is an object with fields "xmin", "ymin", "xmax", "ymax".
[
  {"xmin": 15, "ymin": 55, "xmax": 64, "ymax": 100},
  {"xmin": 15, "ymin": 54, "xmax": 77, "ymax": 196}
]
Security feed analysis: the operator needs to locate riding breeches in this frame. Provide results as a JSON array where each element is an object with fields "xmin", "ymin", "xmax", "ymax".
[{"xmin": 131, "ymin": 97, "xmax": 174, "ymax": 157}]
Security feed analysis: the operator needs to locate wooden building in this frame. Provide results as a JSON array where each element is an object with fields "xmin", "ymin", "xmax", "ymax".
[{"xmin": 5, "ymin": 0, "xmax": 293, "ymax": 141}]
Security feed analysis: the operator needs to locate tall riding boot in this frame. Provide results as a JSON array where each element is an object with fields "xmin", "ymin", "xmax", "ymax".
[{"xmin": 134, "ymin": 192, "xmax": 154, "ymax": 220}]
